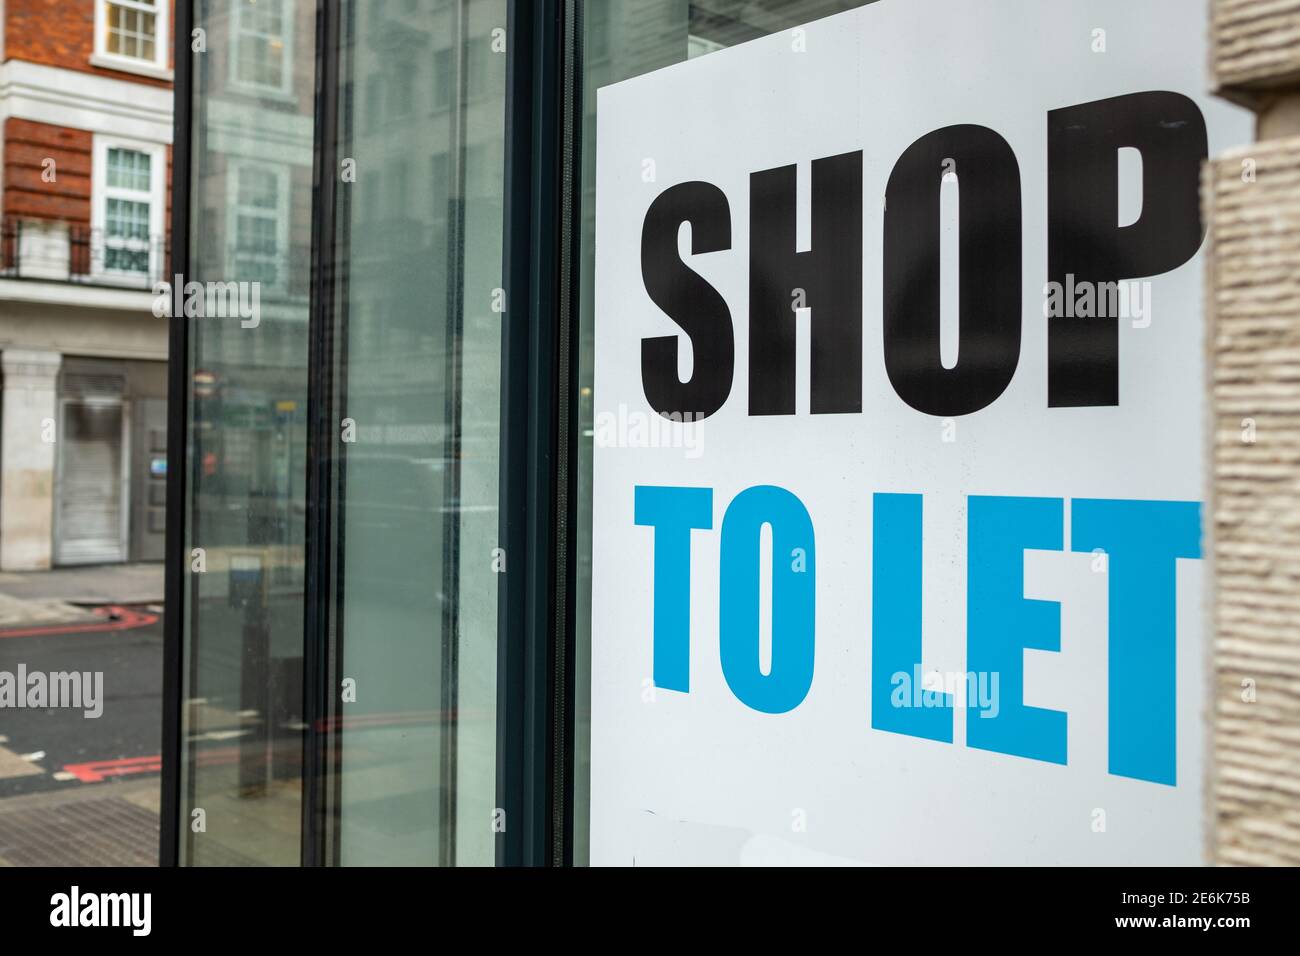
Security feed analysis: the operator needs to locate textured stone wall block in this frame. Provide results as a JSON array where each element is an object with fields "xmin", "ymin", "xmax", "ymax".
[{"xmin": 1207, "ymin": 137, "xmax": 1300, "ymax": 864}]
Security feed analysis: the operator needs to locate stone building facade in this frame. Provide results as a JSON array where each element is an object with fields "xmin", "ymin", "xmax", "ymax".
[{"xmin": 1208, "ymin": 0, "xmax": 1300, "ymax": 865}]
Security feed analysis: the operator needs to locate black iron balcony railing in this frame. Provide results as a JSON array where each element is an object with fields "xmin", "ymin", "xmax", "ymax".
[{"xmin": 0, "ymin": 217, "xmax": 170, "ymax": 290}]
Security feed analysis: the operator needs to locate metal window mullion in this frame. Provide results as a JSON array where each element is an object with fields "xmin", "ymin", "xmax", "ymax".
[
  {"xmin": 550, "ymin": 0, "xmax": 584, "ymax": 871},
  {"xmin": 497, "ymin": 0, "xmax": 565, "ymax": 868},
  {"xmin": 437, "ymin": 0, "xmax": 472, "ymax": 871},
  {"xmin": 159, "ymin": 0, "xmax": 195, "ymax": 868},
  {"xmin": 301, "ymin": 0, "xmax": 341, "ymax": 868}
]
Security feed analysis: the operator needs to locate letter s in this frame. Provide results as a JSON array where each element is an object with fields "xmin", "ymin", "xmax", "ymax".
[{"xmin": 640, "ymin": 181, "xmax": 734, "ymax": 420}]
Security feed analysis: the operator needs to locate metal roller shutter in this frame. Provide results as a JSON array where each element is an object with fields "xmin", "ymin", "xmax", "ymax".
[{"xmin": 54, "ymin": 373, "xmax": 127, "ymax": 565}]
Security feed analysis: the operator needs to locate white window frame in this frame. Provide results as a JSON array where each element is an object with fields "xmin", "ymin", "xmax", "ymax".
[
  {"xmin": 92, "ymin": 0, "xmax": 173, "ymax": 81},
  {"xmin": 226, "ymin": 161, "xmax": 292, "ymax": 296},
  {"xmin": 90, "ymin": 134, "xmax": 166, "ymax": 286},
  {"xmin": 228, "ymin": 0, "xmax": 296, "ymax": 99}
]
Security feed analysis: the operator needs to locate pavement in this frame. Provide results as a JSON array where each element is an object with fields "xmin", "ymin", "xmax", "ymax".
[
  {"xmin": 0, "ymin": 562, "xmax": 164, "ymax": 866},
  {"xmin": 0, "ymin": 593, "xmax": 96, "ymax": 629},
  {"xmin": 0, "ymin": 778, "xmax": 159, "ymax": 867},
  {"xmin": 0, "ymin": 562, "xmax": 164, "ymax": 603},
  {"xmin": 0, "ymin": 562, "xmax": 163, "ymax": 618}
]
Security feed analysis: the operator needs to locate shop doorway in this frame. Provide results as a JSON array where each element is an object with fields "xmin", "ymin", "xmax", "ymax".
[{"xmin": 54, "ymin": 390, "xmax": 129, "ymax": 566}]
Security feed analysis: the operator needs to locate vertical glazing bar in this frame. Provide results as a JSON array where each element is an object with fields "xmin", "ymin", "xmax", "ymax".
[
  {"xmin": 554, "ymin": 0, "xmax": 584, "ymax": 869},
  {"xmin": 439, "ymin": 0, "xmax": 471, "ymax": 870},
  {"xmin": 301, "ymin": 0, "xmax": 340, "ymax": 868},
  {"xmin": 160, "ymin": 0, "xmax": 195, "ymax": 870},
  {"xmin": 497, "ymin": 0, "xmax": 531, "ymax": 869},
  {"xmin": 497, "ymin": 0, "xmax": 563, "ymax": 867}
]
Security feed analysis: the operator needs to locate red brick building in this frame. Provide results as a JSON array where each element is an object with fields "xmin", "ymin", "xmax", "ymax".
[{"xmin": 0, "ymin": 0, "xmax": 174, "ymax": 569}]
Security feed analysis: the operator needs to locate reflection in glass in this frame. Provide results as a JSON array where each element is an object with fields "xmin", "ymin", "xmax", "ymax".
[
  {"xmin": 323, "ymin": 0, "xmax": 507, "ymax": 866},
  {"xmin": 180, "ymin": 0, "xmax": 316, "ymax": 866}
]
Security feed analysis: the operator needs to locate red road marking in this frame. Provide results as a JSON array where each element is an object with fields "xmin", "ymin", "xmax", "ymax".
[
  {"xmin": 60, "ymin": 742, "xmax": 387, "ymax": 784},
  {"xmin": 61, "ymin": 747, "xmax": 281, "ymax": 783},
  {"xmin": 0, "ymin": 604, "xmax": 159, "ymax": 639},
  {"xmin": 61, "ymin": 754, "xmax": 163, "ymax": 783}
]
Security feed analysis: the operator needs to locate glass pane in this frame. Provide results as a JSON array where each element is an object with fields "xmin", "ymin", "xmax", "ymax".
[
  {"xmin": 266, "ymin": 46, "xmax": 284, "ymax": 88},
  {"xmin": 179, "ymin": 0, "xmax": 316, "ymax": 866},
  {"xmin": 571, "ymin": 0, "xmax": 878, "ymax": 865},
  {"xmin": 237, "ymin": 167, "xmax": 278, "ymax": 208},
  {"xmin": 108, "ymin": 148, "xmax": 151, "ymax": 192},
  {"xmin": 432, "ymin": 49, "xmax": 452, "ymax": 110},
  {"xmin": 321, "ymin": 0, "xmax": 507, "ymax": 866},
  {"xmin": 236, "ymin": 0, "xmax": 288, "ymax": 90},
  {"xmin": 106, "ymin": 198, "xmax": 148, "ymax": 236},
  {"xmin": 105, "ymin": 198, "xmax": 150, "ymax": 272},
  {"xmin": 238, "ymin": 42, "xmax": 257, "ymax": 85},
  {"xmin": 106, "ymin": 4, "xmax": 158, "ymax": 61},
  {"xmin": 107, "ymin": 5, "xmax": 125, "ymax": 55}
]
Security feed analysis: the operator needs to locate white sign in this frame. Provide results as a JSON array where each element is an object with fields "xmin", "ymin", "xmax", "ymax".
[{"xmin": 591, "ymin": 0, "xmax": 1251, "ymax": 865}]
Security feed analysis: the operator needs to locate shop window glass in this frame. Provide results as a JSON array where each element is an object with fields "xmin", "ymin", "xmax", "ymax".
[
  {"xmin": 570, "ymin": 0, "xmax": 878, "ymax": 866},
  {"xmin": 321, "ymin": 0, "xmax": 509, "ymax": 866},
  {"xmin": 179, "ymin": 0, "xmax": 315, "ymax": 866}
]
